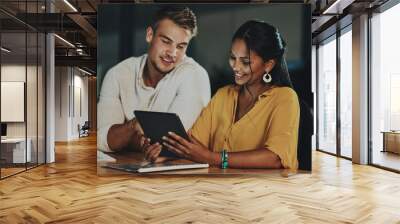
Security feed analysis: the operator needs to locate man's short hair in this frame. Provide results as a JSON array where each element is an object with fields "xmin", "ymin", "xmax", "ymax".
[{"xmin": 152, "ymin": 6, "xmax": 198, "ymax": 37}]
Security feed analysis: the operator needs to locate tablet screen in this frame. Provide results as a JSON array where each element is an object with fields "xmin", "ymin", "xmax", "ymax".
[{"xmin": 134, "ymin": 110, "xmax": 189, "ymax": 158}]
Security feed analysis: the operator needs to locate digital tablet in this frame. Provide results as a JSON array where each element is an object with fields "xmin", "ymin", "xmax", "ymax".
[
  {"xmin": 134, "ymin": 110, "xmax": 189, "ymax": 158},
  {"xmin": 103, "ymin": 162, "xmax": 209, "ymax": 173}
]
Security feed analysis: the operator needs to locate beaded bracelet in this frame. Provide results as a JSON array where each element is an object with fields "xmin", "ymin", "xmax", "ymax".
[{"xmin": 221, "ymin": 149, "xmax": 228, "ymax": 169}]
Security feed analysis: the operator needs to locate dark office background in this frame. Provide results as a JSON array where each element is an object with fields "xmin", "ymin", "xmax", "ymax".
[{"xmin": 97, "ymin": 3, "xmax": 312, "ymax": 170}]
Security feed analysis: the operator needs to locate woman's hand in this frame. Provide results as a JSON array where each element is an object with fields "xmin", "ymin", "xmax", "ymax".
[{"xmin": 162, "ymin": 132, "xmax": 216, "ymax": 164}]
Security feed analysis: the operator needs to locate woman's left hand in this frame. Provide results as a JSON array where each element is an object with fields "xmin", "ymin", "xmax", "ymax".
[{"xmin": 162, "ymin": 132, "xmax": 214, "ymax": 164}]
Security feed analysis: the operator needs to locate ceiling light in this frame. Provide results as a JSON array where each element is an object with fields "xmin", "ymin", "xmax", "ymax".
[
  {"xmin": 63, "ymin": 0, "xmax": 78, "ymax": 12},
  {"xmin": 1, "ymin": 47, "xmax": 11, "ymax": 53},
  {"xmin": 78, "ymin": 67, "xmax": 92, "ymax": 76},
  {"xmin": 322, "ymin": 0, "xmax": 355, "ymax": 15},
  {"xmin": 322, "ymin": 0, "xmax": 342, "ymax": 14},
  {"xmin": 54, "ymin": 34, "xmax": 75, "ymax": 48}
]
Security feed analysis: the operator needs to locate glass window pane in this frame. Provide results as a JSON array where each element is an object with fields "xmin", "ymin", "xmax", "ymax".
[
  {"xmin": 340, "ymin": 29, "xmax": 352, "ymax": 158},
  {"xmin": 1, "ymin": 1, "xmax": 46, "ymax": 179},
  {"xmin": 312, "ymin": 45, "xmax": 317, "ymax": 150},
  {"xmin": 371, "ymin": 3, "xmax": 400, "ymax": 171},
  {"xmin": 318, "ymin": 37, "xmax": 337, "ymax": 154},
  {"xmin": 1, "ymin": 30, "xmax": 28, "ymax": 177}
]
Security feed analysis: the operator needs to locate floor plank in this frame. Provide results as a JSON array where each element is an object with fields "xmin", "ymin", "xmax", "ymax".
[{"xmin": 1, "ymin": 135, "xmax": 400, "ymax": 223}]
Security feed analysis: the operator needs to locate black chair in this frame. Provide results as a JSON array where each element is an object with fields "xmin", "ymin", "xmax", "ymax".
[{"xmin": 79, "ymin": 121, "xmax": 90, "ymax": 138}]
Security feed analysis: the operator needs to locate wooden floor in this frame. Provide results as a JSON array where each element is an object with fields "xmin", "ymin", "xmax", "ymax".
[
  {"xmin": 1, "ymin": 135, "xmax": 400, "ymax": 223},
  {"xmin": 1, "ymin": 167, "xmax": 26, "ymax": 178},
  {"xmin": 372, "ymin": 150, "xmax": 400, "ymax": 171}
]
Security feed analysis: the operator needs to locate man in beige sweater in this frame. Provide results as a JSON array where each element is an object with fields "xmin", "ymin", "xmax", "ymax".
[{"xmin": 97, "ymin": 6, "xmax": 210, "ymax": 153}]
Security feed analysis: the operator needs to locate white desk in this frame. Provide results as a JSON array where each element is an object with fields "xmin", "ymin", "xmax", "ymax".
[{"xmin": 1, "ymin": 138, "xmax": 31, "ymax": 163}]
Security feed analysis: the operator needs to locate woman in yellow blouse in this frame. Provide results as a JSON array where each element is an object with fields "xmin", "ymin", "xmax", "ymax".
[{"xmin": 144, "ymin": 20, "xmax": 300, "ymax": 170}]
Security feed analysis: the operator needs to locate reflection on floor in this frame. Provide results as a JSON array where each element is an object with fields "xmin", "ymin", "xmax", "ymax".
[
  {"xmin": 0, "ymin": 167, "xmax": 25, "ymax": 177},
  {"xmin": 0, "ymin": 162, "xmax": 43, "ymax": 178},
  {"xmin": 372, "ymin": 150, "xmax": 400, "ymax": 171}
]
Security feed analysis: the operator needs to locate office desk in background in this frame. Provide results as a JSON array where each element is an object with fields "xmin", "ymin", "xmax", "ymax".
[
  {"xmin": 381, "ymin": 131, "xmax": 400, "ymax": 154},
  {"xmin": 97, "ymin": 151, "xmax": 302, "ymax": 177},
  {"xmin": 1, "ymin": 138, "xmax": 32, "ymax": 164}
]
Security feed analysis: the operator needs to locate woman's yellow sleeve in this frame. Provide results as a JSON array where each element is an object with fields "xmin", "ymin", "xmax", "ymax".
[{"xmin": 264, "ymin": 91, "xmax": 300, "ymax": 170}]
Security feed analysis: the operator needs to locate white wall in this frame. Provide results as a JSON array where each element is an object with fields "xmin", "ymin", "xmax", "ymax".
[
  {"xmin": 55, "ymin": 67, "xmax": 69, "ymax": 141},
  {"xmin": 72, "ymin": 72, "xmax": 89, "ymax": 138},
  {"xmin": 1, "ymin": 63, "xmax": 46, "ymax": 164},
  {"xmin": 1, "ymin": 65, "xmax": 26, "ymax": 136},
  {"xmin": 1, "ymin": 65, "xmax": 37, "ymax": 138},
  {"xmin": 55, "ymin": 67, "xmax": 89, "ymax": 141}
]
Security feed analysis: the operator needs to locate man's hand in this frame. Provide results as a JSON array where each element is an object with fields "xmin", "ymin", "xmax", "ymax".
[
  {"xmin": 142, "ymin": 138, "xmax": 170, "ymax": 163},
  {"xmin": 130, "ymin": 119, "xmax": 147, "ymax": 151}
]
